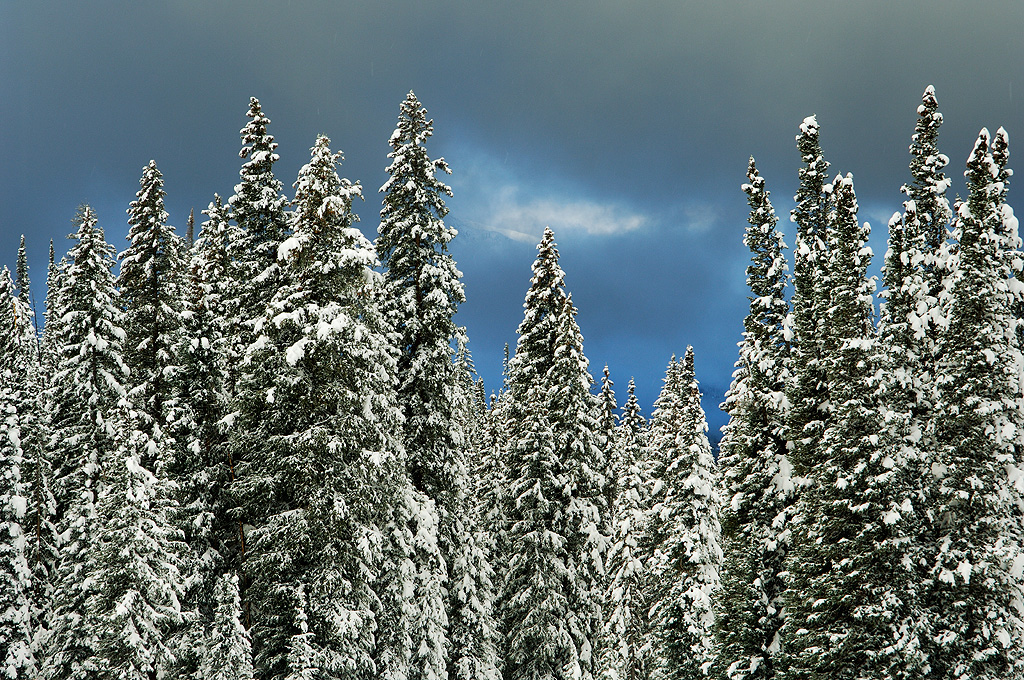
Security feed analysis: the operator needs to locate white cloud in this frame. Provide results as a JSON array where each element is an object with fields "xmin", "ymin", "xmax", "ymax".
[{"xmin": 450, "ymin": 146, "xmax": 650, "ymax": 240}]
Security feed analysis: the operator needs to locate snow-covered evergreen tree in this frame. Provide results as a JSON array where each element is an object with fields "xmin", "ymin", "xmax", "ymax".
[
  {"xmin": 171, "ymin": 194, "xmax": 235, "ymax": 641},
  {"xmin": 499, "ymin": 228, "xmax": 608, "ymax": 680},
  {"xmin": 647, "ymin": 349, "xmax": 721, "ymax": 680},
  {"xmin": 227, "ymin": 96, "xmax": 289, "ymax": 366},
  {"xmin": 234, "ymin": 135, "xmax": 402, "ymax": 679},
  {"xmin": 713, "ymin": 157, "xmax": 791, "ymax": 680},
  {"xmin": 903, "ymin": 86, "xmax": 953, "ymax": 298},
  {"xmin": 786, "ymin": 116, "xmax": 831, "ymax": 485},
  {"xmin": 199, "ymin": 572, "xmax": 254, "ymax": 680},
  {"xmin": 779, "ymin": 174, "xmax": 925, "ymax": 679},
  {"xmin": 86, "ymin": 410, "xmax": 188, "ymax": 679},
  {"xmin": 926, "ymin": 129, "xmax": 1024, "ymax": 680},
  {"xmin": 376, "ymin": 91, "xmax": 492, "ymax": 680},
  {"xmin": 118, "ymin": 159, "xmax": 185, "ymax": 455},
  {"xmin": 450, "ymin": 343, "xmax": 501, "ymax": 680},
  {"xmin": 43, "ymin": 205, "xmax": 128, "ymax": 680},
  {"xmin": 0, "ymin": 267, "xmax": 38, "ymax": 679},
  {"xmin": 600, "ymin": 378, "xmax": 652, "ymax": 680}
]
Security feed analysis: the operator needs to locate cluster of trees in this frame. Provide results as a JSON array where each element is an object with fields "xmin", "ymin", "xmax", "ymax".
[
  {"xmin": 0, "ymin": 91, "xmax": 719, "ymax": 680},
  {"xmin": 716, "ymin": 86, "xmax": 1024, "ymax": 680},
  {"xmin": 0, "ymin": 84, "xmax": 1021, "ymax": 680}
]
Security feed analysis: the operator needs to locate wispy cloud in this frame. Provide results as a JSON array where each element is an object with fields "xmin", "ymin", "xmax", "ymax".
[{"xmin": 449, "ymin": 145, "xmax": 651, "ymax": 241}]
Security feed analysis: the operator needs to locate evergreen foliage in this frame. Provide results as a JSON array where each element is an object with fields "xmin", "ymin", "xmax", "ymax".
[
  {"xmin": 786, "ymin": 116, "xmax": 832, "ymax": 479},
  {"xmin": 499, "ymin": 228, "xmax": 608, "ymax": 680},
  {"xmin": 43, "ymin": 205, "xmax": 128, "ymax": 680},
  {"xmin": 601, "ymin": 378, "xmax": 652, "ymax": 680},
  {"xmin": 236, "ymin": 134, "xmax": 403, "ymax": 680},
  {"xmin": 0, "ymin": 267, "xmax": 38, "ymax": 679},
  {"xmin": 926, "ymin": 129, "xmax": 1024, "ymax": 680},
  {"xmin": 86, "ymin": 412, "xmax": 188, "ymax": 679},
  {"xmin": 199, "ymin": 573, "xmax": 254, "ymax": 680},
  {"xmin": 172, "ymin": 194, "xmax": 235, "ymax": 645},
  {"xmin": 779, "ymin": 175, "xmax": 924, "ymax": 679},
  {"xmin": 647, "ymin": 349, "xmax": 721, "ymax": 680},
  {"xmin": 118, "ymin": 159, "xmax": 184, "ymax": 452},
  {"xmin": 713, "ymin": 158, "xmax": 791, "ymax": 680}
]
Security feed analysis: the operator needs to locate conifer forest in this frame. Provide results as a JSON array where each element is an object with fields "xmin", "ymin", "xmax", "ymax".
[{"xmin": 3, "ymin": 86, "xmax": 1024, "ymax": 680}]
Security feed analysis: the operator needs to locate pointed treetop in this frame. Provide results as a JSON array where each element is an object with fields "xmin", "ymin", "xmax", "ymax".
[
  {"xmin": 240, "ymin": 97, "xmax": 277, "ymax": 160},
  {"xmin": 186, "ymin": 208, "xmax": 195, "ymax": 245},
  {"xmin": 16, "ymin": 234, "xmax": 30, "ymax": 305},
  {"xmin": 682, "ymin": 346, "xmax": 695, "ymax": 385}
]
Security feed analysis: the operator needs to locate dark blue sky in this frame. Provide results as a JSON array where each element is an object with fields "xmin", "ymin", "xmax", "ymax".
[{"xmin": 2, "ymin": 2, "xmax": 1022, "ymax": 438}]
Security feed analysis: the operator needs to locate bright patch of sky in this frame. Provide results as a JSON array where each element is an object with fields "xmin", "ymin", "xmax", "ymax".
[{"xmin": 449, "ymin": 144, "xmax": 651, "ymax": 242}]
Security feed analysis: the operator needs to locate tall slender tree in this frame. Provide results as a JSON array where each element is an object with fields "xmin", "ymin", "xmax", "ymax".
[
  {"xmin": 236, "ymin": 135, "xmax": 403, "ymax": 679},
  {"xmin": 601, "ymin": 378, "xmax": 652, "ymax": 680},
  {"xmin": 779, "ymin": 174, "xmax": 925, "ymax": 679},
  {"xmin": 86, "ymin": 411, "xmax": 188, "ymax": 679},
  {"xmin": 43, "ymin": 206, "xmax": 128, "ymax": 680},
  {"xmin": 118, "ymin": 159, "xmax": 184, "ymax": 454},
  {"xmin": 647, "ymin": 348, "xmax": 721, "ymax": 680},
  {"xmin": 713, "ymin": 157, "xmax": 791, "ymax": 680},
  {"xmin": 786, "ymin": 116, "xmax": 832, "ymax": 482},
  {"xmin": 499, "ymin": 228, "xmax": 608, "ymax": 680},
  {"xmin": 0, "ymin": 267, "xmax": 38, "ymax": 679},
  {"xmin": 926, "ymin": 129, "xmax": 1024, "ymax": 680}
]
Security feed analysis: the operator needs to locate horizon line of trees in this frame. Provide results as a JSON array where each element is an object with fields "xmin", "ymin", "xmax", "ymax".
[{"xmin": 1, "ymin": 84, "xmax": 1023, "ymax": 680}]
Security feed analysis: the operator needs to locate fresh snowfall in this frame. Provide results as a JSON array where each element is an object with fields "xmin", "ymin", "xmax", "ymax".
[{"xmin": 0, "ymin": 87, "xmax": 1022, "ymax": 680}]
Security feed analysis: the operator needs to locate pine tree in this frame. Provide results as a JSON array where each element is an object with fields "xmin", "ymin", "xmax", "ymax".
[
  {"xmin": 223, "ymin": 95, "xmax": 290, "ymax": 655},
  {"xmin": 198, "ymin": 573, "xmax": 254, "ymax": 680},
  {"xmin": 235, "ymin": 135, "xmax": 402, "ymax": 679},
  {"xmin": 0, "ymin": 267, "xmax": 38, "ymax": 679},
  {"xmin": 10, "ymin": 234, "xmax": 56, "ymax": 639},
  {"xmin": 778, "ymin": 174, "xmax": 925, "ymax": 679},
  {"xmin": 902, "ymin": 86, "xmax": 953, "ymax": 296},
  {"xmin": 285, "ymin": 590, "xmax": 320, "ymax": 680},
  {"xmin": 601, "ymin": 378, "xmax": 652, "ymax": 680},
  {"xmin": 499, "ymin": 228, "xmax": 608, "ymax": 680},
  {"xmin": 87, "ymin": 411, "xmax": 188, "ymax": 679},
  {"xmin": 647, "ymin": 349, "xmax": 721, "ymax": 680},
  {"xmin": 43, "ymin": 205, "xmax": 129, "ymax": 680},
  {"xmin": 926, "ymin": 129, "xmax": 1024, "ymax": 680},
  {"xmin": 713, "ymin": 158, "xmax": 791, "ymax": 680}
]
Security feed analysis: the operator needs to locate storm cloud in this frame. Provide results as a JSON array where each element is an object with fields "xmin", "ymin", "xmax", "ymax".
[{"xmin": 2, "ymin": 1, "xmax": 1022, "ymax": 433}]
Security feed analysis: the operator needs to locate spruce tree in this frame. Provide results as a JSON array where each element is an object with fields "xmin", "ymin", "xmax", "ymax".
[
  {"xmin": 451, "ymin": 343, "xmax": 501, "ymax": 680},
  {"xmin": 172, "ymin": 194, "xmax": 235, "ymax": 641},
  {"xmin": 927, "ymin": 130, "xmax": 1024, "ymax": 680},
  {"xmin": 601, "ymin": 378, "xmax": 652, "ymax": 680},
  {"xmin": 43, "ymin": 205, "xmax": 128, "ymax": 680},
  {"xmin": 499, "ymin": 228, "xmax": 608, "ymax": 680},
  {"xmin": 118, "ymin": 159, "xmax": 184, "ymax": 453},
  {"xmin": 647, "ymin": 348, "xmax": 721, "ymax": 680},
  {"xmin": 778, "ymin": 174, "xmax": 924, "ymax": 679},
  {"xmin": 0, "ymin": 267, "xmax": 38, "ymax": 679},
  {"xmin": 713, "ymin": 158, "xmax": 791, "ymax": 680},
  {"xmin": 786, "ymin": 116, "xmax": 832, "ymax": 483},
  {"xmin": 235, "ymin": 135, "xmax": 402, "ymax": 679},
  {"xmin": 377, "ymin": 91, "xmax": 491, "ymax": 680},
  {"xmin": 227, "ymin": 96, "xmax": 289, "ymax": 357},
  {"xmin": 10, "ymin": 235, "xmax": 56, "ymax": 640}
]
